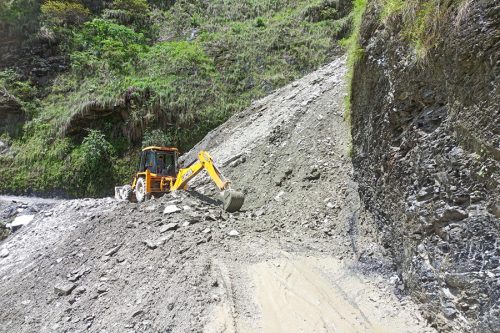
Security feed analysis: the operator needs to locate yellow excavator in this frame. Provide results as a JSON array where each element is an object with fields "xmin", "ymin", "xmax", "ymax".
[{"xmin": 114, "ymin": 146, "xmax": 245, "ymax": 212}]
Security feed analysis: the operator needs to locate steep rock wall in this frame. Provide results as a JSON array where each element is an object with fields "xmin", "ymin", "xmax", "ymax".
[{"xmin": 351, "ymin": 1, "xmax": 499, "ymax": 332}]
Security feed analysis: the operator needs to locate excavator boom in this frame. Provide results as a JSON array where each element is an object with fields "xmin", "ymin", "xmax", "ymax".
[
  {"xmin": 172, "ymin": 151, "xmax": 229, "ymax": 191},
  {"xmin": 172, "ymin": 151, "xmax": 244, "ymax": 212}
]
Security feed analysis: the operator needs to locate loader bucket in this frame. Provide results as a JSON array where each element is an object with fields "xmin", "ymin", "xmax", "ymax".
[
  {"xmin": 223, "ymin": 190, "xmax": 245, "ymax": 212},
  {"xmin": 114, "ymin": 186, "xmax": 125, "ymax": 200}
]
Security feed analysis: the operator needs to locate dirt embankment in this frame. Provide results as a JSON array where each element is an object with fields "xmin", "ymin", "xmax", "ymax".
[{"xmin": 0, "ymin": 57, "xmax": 435, "ymax": 333}]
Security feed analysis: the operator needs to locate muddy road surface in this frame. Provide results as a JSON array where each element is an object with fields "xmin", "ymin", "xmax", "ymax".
[{"xmin": 0, "ymin": 57, "xmax": 436, "ymax": 333}]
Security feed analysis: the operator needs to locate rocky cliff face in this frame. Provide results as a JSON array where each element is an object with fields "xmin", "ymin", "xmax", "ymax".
[{"xmin": 350, "ymin": 1, "xmax": 499, "ymax": 332}]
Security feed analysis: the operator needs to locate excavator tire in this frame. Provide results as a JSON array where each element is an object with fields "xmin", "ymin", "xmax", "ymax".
[
  {"xmin": 135, "ymin": 178, "xmax": 147, "ymax": 202},
  {"xmin": 223, "ymin": 190, "xmax": 245, "ymax": 212}
]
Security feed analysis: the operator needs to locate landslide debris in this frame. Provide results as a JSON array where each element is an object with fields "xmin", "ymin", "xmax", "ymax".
[{"xmin": 0, "ymin": 57, "xmax": 435, "ymax": 333}]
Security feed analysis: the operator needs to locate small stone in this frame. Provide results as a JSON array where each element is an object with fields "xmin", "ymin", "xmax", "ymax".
[
  {"xmin": 131, "ymin": 309, "xmax": 144, "ymax": 317},
  {"xmin": 182, "ymin": 221, "xmax": 190, "ymax": 227},
  {"xmin": 0, "ymin": 248, "xmax": 9, "ymax": 258},
  {"xmin": 157, "ymin": 234, "xmax": 174, "ymax": 246},
  {"xmin": 144, "ymin": 240, "xmax": 157, "ymax": 249},
  {"xmin": 97, "ymin": 285, "xmax": 108, "ymax": 294},
  {"xmin": 255, "ymin": 209, "xmax": 265, "ymax": 217},
  {"xmin": 105, "ymin": 245, "xmax": 122, "ymax": 257},
  {"xmin": 443, "ymin": 306, "xmax": 457, "ymax": 318},
  {"xmin": 10, "ymin": 215, "xmax": 35, "ymax": 228},
  {"xmin": 228, "ymin": 230, "xmax": 239, "ymax": 237},
  {"xmin": 160, "ymin": 223, "xmax": 178, "ymax": 233},
  {"xmin": 68, "ymin": 269, "xmax": 85, "ymax": 282},
  {"xmin": 75, "ymin": 286, "xmax": 86, "ymax": 294},
  {"xmin": 389, "ymin": 276, "xmax": 399, "ymax": 284},
  {"xmin": 163, "ymin": 205, "xmax": 181, "ymax": 214},
  {"xmin": 54, "ymin": 283, "xmax": 76, "ymax": 296},
  {"xmin": 202, "ymin": 228, "xmax": 211, "ymax": 234},
  {"xmin": 274, "ymin": 191, "xmax": 285, "ymax": 202}
]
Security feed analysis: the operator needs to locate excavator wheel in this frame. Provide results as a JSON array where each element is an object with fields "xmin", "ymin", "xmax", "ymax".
[
  {"xmin": 223, "ymin": 190, "xmax": 245, "ymax": 212},
  {"xmin": 135, "ymin": 178, "xmax": 149, "ymax": 202}
]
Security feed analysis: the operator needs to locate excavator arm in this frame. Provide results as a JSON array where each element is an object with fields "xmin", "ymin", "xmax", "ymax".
[
  {"xmin": 172, "ymin": 151, "xmax": 229, "ymax": 191},
  {"xmin": 172, "ymin": 151, "xmax": 244, "ymax": 212}
]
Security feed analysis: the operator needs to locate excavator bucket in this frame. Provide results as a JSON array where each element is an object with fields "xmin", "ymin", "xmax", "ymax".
[{"xmin": 223, "ymin": 190, "xmax": 245, "ymax": 212}]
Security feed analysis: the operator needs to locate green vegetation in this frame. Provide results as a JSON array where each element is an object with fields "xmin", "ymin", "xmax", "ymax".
[
  {"xmin": 0, "ymin": 0, "xmax": 348, "ymax": 197},
  {"xmin": 341, "ymin": 0, "xmax": 367, "ymax": 121},
  {"xmin": 379, "ymin": 0, "xmax": 468, "ymax": 58},
  {"xmin": 343, "ymin": 0, "xmax": 467, "ymax": 119},
  {"xmin": 41, "ymin": 0, "xmax": 91, "ymax": 27},
  {"xmin": 0, "ymin": 0, "xmax": 39, "ymax": 32},
  {"xmin": 68, "ymin": 130, "xmax": 116, "ymax": 196}
]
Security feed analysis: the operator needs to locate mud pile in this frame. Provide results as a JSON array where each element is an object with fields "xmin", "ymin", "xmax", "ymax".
[{"xmin": 0, "ymin": 57, "xmax": 435, "ymax": 333}]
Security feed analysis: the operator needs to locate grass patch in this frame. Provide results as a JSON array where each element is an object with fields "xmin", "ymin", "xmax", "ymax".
[
  {"xmin": 379, "ymin": 0, "xmax": 468, "ymax": 58},
  {"xmin": 341, "ymin": 0, "xmax": 368, "ymax": 122}
]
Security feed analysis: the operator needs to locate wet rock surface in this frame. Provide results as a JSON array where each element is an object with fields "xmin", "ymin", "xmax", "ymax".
[{"xmin": 351, "ymin": 2, "xmax": 499, "ymax": 332}]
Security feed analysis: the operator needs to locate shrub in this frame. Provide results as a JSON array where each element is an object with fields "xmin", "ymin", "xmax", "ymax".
[
  {"xmin": 103, "ymin": 0, "xmax": 151, "ymax": 32},
  {"xmin": 113, "ymin": 0, "xmax": 149, "ymax": 12},
  {"xmin": 0, "ymin": 69, "xmax": 39, "ymax": 117},
  {"xmin": 71, "ymin": 19, "xmax": 148, "ymax": 75},
  {"xmin": 68, "ymin": 129, "xmax": 115, "ymax": 196},
  {"xmin": 0, "ymin": 0, "xmax": 40, "ymax": 33},
  {"xmin": 41, "ymin": 0, "xmax": 91, "ymax": 26},
  {"xmin": 255, "ymin": 16, "xmax": 266, "ymax": 27},
  {"xmin": 142, "ymin": 129, "xmax": 173, "ymax": 147}
]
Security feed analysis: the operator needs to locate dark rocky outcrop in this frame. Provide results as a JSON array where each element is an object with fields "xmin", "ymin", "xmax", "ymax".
[
  {"xmin": 351, "ymin": 1, "xmax": 499, "ymax": 332},
  {"xmin": 0, "ymin": 94, "xmax": 25, "ymax": 137}
]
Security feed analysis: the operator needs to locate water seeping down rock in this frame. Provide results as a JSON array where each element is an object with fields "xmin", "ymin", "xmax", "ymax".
[{"xmin": 350, "ymin": 1, "xmax": 499, "ymax": 332}]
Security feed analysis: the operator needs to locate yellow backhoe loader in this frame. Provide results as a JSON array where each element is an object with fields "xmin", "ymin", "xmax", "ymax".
[{"xmin": 114, "ymin": 146, "xmax": 245, "ymax": 212}]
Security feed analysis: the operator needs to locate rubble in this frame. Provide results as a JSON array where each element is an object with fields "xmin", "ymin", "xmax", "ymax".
[
  {"xmin": 160, "ymin": 223, "xmax": 178, "ymax": 233},
  {"xmin": 0, "ymin": 248, "xmax": 9, "ymax": 258},
  {"xmin": 54, "ymin": 283, "xmax": 76, "ymax": 296},
  {"xmin": 163, "ymin": 205, "xmax": 181, "ymax": 214}
]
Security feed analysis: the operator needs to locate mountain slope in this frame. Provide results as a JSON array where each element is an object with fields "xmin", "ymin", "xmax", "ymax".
[{"xmin": 0, "ymin": 0, "xmax": 351, "ymax": 198}]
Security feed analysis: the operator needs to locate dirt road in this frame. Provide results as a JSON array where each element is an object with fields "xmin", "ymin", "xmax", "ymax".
[{"xmin": 0, "ymin": 57, "xmax": 435, "ymax": 333}]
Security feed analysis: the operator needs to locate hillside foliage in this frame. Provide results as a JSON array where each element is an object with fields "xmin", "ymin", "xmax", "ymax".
[{"xmin": 0, "ymin": 0, "xmax": 349, "ymax": 197}]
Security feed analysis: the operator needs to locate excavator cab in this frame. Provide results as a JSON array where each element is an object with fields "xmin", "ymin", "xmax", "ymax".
[
  {"xmin": 115, "ymin": 147, "xmax": 244, "ymax": 212},
  {"xmin": 139, "ymin": 148, "xmax": 177, "ymax": 176}
]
